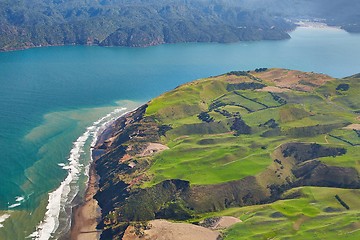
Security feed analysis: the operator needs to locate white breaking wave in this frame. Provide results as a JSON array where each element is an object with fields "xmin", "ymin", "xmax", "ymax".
[
  {"xmin": 0, "ymin": 214, "xmax": 11, "ymax": 228},
  {"xmin": 7, "ymin": 195, "xmax": 26, "ymax": 209},
  {"xmin": 15, "ymin": 196, "xmax": 25, "ymax": 202},
  {"xmin": 29, "ymin": 107, "xmax": 127, "ymax": 240},
  {"xmin": 7, "ymin": 192, "xmax": 34, "ymax": 210},
  {"xmin": 8, "ymin": 203, "xmax": 21, "ymax": 209}
]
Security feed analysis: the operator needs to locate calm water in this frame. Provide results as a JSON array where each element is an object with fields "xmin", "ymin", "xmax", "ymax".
[{"xmin": 0, "ymin": 26, "xmax": 360, "ymax": 239}]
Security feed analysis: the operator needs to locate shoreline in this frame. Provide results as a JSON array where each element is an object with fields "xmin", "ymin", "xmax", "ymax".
[
  {"xmin": 70, "ymin": 163, "xmax": 101, "ymax": 240},
  {"xmin": 295, "ymin": 21, "xmax": 342, "ymax": 30},
  {"xmin": 69, "ymin": 106, "xmax": 142, "ymax": 240},
  {"xmin": 0, "ymin": 25, "xmax": 298, "ymax": 53}
]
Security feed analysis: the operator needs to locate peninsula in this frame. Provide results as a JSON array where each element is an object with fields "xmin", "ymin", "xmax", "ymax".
[{"xmin": 73, "ymin": 68, "xmax": 360, "ymax": 239}]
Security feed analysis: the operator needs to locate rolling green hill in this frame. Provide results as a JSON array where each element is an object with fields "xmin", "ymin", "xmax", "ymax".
[{"xmin": 93, "ymin": 68, "xmax": 360, "ymax": 239}]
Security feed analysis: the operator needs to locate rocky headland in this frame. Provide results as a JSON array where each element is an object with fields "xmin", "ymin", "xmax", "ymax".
[{"xmin": 72, "ymin": 68, "xmax": 360, "ymax": 239}]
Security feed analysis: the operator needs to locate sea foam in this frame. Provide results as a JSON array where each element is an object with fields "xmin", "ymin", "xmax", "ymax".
[
  {"xmin": 7, "ymin": 192, "xmax": 34, "ymax": 210},
  {"xmin": 29, "ymin": 107, "xmax": 127, "ymax": 240},
  {"xmin": 8, "ymin": 203, "xmax": 21, "ymax": 209},
  {"xmin": 0, "ymin": 214, "xmax": 11, "ymax": 228},
  {"xmin": 15, "ymin": 196, "xmax": 25, "ymax": 202}
]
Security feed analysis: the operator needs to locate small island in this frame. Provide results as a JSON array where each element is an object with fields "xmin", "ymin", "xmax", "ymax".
[{"xmin": 72, "ymin": 68, "xmax": 360, "ymax": 240}]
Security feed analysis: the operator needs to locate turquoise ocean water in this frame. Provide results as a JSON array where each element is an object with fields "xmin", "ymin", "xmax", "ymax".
[{"xmin": 0, "ymin": 26, "xmax": 360, "ymax": 239}]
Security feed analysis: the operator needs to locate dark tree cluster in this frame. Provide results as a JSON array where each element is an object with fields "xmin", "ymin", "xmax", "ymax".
[
  {"xmin": 230, "ymin": 117, "xmax": 251, "ymax": 135},
  {"xmin": 254, "ymin": 68, "xmax": 268, "ymax": 72},
  {"xmin": 198, "ymin": 112, "xmax": 214, "ymax": 123},
  {"xmin": 226, "ymin": 82, "xmax": 266, "ymax": 91},
  {"xmin": 336, "ymin": 83, "xmax": 350, "ymax": 91}
]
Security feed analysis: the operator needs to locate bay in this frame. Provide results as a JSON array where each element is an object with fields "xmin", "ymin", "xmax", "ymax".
[{"xmin": 0, "ymin": 26, "xmax": 359, "ymax": 239}]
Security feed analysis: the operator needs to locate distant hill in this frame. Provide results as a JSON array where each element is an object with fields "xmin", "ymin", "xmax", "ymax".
[
  {"xmin": 93, "ymin": 68, "xmax": 360, "ymax": 239},
  {"xmin": 1, "ymin": 0, "xmax": 360, "ymax": 51},
  {"xmin": 0, "ymin": 0, "xmax": 293, "ymax": 51}
]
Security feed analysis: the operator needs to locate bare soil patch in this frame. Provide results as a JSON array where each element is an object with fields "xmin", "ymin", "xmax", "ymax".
[
  {"xmin": 344, "ymin": 124, "xmax": 360, "ymax": 130},
  {"xmin": 209, "ymin": 216, "xmax": 242, "ymax": 230},
  {"xmin": 139, "ymin": 143, "xmax": 169, "ymax": 157}
]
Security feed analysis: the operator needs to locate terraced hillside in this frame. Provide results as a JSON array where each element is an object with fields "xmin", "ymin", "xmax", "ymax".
[{"xmin": 93, "ymin": 68, "xmax": 360, "ymax": 239}]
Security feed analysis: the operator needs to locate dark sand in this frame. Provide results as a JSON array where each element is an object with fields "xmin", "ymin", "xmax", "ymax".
[{"xmin": 70, "ymin": 165, "xmax": 101, "ymax": 240}]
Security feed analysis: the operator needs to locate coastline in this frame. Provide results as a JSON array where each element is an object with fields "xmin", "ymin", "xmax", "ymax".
[
  {"xmin": 0, "ymin": 22, "xmax": 359, "ymax": 239},
  {"xmin": 69, "ymin": 70, "xmax": 360, "ymax": 240},
  {"xmin": 70, "ymin": 163, "xmax": 101, "ymax": 240},
  {"xmin": 69, "ymin": 105, "xmax": 142, "ymax": 240},
  {"xmin": 0, "ymin": 29, "xmax": 295, "ymax": 53},
  {"xmin": 0, "ymin": 23, "xmax": 345, "ymax": 53}
]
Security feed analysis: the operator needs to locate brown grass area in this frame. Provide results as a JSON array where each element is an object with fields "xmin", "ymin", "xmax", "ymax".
[
  {"xmin": 223, "ymin": 75, "xmax": 254, "ymax": 83},
  {"xmin": 204, "ymin": 75, "xmax": 252, "ymax": 84},
  {"xmin": 256, "ymin": 86, "xmax": 291, "ymax": 93},
  {"xmin": 293, "ymin": 215, "xmax": 310, "ymax": 231},
  {"xmin": 210, "ymin": 216, "xmax": 242, "ymax": 230},
  {"xmin": 252, "ymin": 68, "xmax": 334, "ymax": 91},
  {"xmin": 123, "ymin": 220, "xmax": 220, "ymax": 240},
  {"xmin": 343, "ymin": 124, "xmax": 360, "ymax": 130}
]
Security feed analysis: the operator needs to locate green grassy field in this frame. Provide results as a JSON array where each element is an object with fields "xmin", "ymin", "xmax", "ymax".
[
  {"xmin": 107, "ymin": 69, "xmax": 360, "ymax": 239},
  {"xmin": 221, "ymin": 187, "xmax": 360, "ymax": 240},
  {"xmin": 144, "ymin": 69, "xmax": 359, "ymax": 188},
  {"xmin": 146, "ymin": 134, "xmax": 277, "ymax": 185}
]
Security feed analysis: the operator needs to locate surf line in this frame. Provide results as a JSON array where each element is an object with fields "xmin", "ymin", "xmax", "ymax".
[{"xmin": 28, "ymin": 107, "xmax": 127, "ymax": 240}]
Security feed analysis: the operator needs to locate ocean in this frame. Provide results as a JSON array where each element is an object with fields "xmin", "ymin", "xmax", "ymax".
[{"xmin": 0, "ymin": 26, "xmax": 360, "ymax": 239}]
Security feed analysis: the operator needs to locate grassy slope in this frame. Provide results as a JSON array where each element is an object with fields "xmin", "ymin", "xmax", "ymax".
[
  {"xmin": 145, "ymin": 75, "xmax": 280, "ymax": 185},
  {"xmin": 145, "ymin": 70, "xmax": 358, "ymax": 184},
  {"xmin": 204, "ymin": 187, "xmax": 360, "ymax": 240},
  {"xmin": 140, "ymin": 69, "xmax": 359, "ymax": 238}
]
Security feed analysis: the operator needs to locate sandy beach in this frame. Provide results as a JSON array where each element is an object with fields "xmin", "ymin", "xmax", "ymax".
[{"xmin": 70, "ymin": 164, "xmax": 101, "ymax": 240}]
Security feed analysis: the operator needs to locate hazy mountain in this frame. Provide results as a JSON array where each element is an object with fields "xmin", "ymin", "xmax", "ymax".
[{"xmin": 0, "ymin": 0, "xmax": 359, "ymax": 51}]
